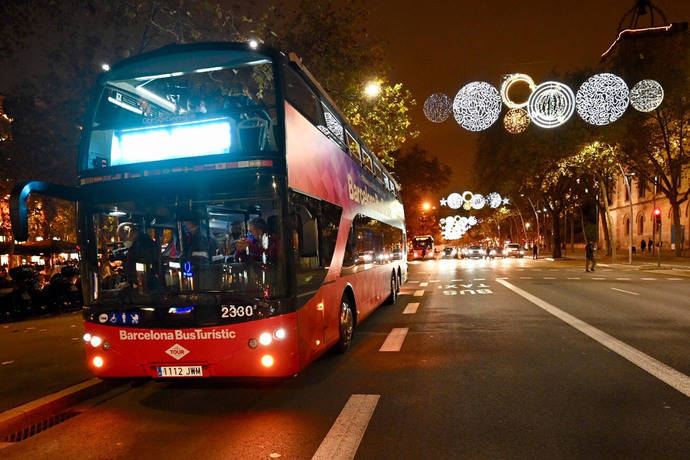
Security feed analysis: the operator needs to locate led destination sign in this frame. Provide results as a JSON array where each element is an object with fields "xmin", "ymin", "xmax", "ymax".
[{"xmin": 110, "ymin": 118, "xmax": 232, "ymax": 166}]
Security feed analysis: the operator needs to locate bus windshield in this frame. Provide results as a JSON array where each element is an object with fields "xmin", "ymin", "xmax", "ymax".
[
  {"xmin": 86, "ymin": 194, "xmax": 287, "ymax": 306},
  {"xmin": 84, "ymin": 51, "xmax": 277, "ymax": 170},
  {"xmin": 412, "ymin": 237, "xmax": 433, "ymax": 250}
]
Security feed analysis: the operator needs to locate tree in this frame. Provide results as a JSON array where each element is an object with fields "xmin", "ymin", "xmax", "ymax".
[
  {"xmin": 393, "ymin": 144, "xmax": 452, "ymax": 239},
  {"xmin": 555, "ymin": 142, "xmax": 622, "ymax": 257},
  {"xmin": 343, "ymin": 82, "xmax": 418, "ymax": 167}
]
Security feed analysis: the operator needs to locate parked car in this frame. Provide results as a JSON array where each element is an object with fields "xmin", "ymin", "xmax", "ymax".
[{"xmin": 43, "ymin": 265, "xmax": 82, "ymax": 313}]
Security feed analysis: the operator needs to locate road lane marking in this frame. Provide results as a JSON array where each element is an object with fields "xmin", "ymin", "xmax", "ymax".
[
  {"xmin": 407, "ymin": 280, "xmax": 419, "ymax": 284},
  {"xmin": 429, "ymin": 280, "xmax": 440, "ymax": 283},
  {"xmin": 615, "ymin": 278, "xmax": 631, "ymax": 280},
  {"xmin": 567, "ymin": 277, "xmax": 581, "ymax": 280},
  {"xmin": 641, "ymin": 278, "xmax": 657, "ymax": 281},
  {"xmin": 379, "ymin": 328, "xmax": 409, "ymax": 352},
  {"xmin": 474, "ymin": 278, "xmax": 485, "ymax": 281},
  {"xmin": 312, "ymin": 394, "xmax": 380, "ymax": 460},
  {"xmin": 496, "ymin": 279, "xmax": 690, "ymax": 397},
  {"xmin": 546, "ymin": 257, "xmax": 554, "ymax": 261},
  {"xmin": 519, "ymin": 276, "xmax": 533, "ymax": 279},
  {"xmin": 543, "ymin": 277, "xmax": 556, "ymax": 280},
  {"xmin": 403, "ymin": 302, "xmax": 419, "ymax": 314},
  {"xmin": 413, "ymin": 290, "xmax": 425, "ymax": 297},
  {"xmin": 667, "ymin": 278, "xmax": 682, "ymax": 281},
  {"xmin": 592, "ymin": 277, "xmax": 606, "ymax": 280},
  {"xmin": 419, "ymin": 282, "xmax": 429, "ymax": 287},
  {"xmin": 611, "ymin": 287, "xmax": 639, "ymax": 296}
]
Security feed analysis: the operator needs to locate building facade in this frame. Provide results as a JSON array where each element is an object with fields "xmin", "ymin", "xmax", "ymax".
[{"xmin": 599, "ymin": 22, "xmax": 689, "ymax": 254}]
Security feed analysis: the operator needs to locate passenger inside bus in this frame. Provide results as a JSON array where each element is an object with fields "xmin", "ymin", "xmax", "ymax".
[{"xmin": 234, "ymin": 217, "xmax": 277, "ymax": 263}]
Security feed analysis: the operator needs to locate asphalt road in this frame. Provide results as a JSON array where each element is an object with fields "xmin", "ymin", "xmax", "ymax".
[{"xmin": 3, "ymin": 257, "xmax": 689, "ymax": 459}]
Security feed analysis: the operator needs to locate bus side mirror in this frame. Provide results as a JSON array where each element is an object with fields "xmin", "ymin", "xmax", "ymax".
[{"xmin": 10, "ymin": 181, "xmax": 81, "ymax": 241}]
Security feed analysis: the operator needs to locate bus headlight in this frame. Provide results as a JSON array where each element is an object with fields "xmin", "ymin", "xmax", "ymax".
[
  {"xmin": 273, "ymin": 328, "xmax": 286, "ymax": 340},
  {"xmin": 92, "ymin": 356, "xmax": 104, "ymax": 368},
  {"xmin": 259, "ymin": 332, "xmax": 272, "ymax": 346},
  {"xmin": 83, "ymin": 333, "xmax": 92, "ymax": 342},
  {"xmin": 90, "ymin": 335, "xmax": 103, "ymax": 347}
]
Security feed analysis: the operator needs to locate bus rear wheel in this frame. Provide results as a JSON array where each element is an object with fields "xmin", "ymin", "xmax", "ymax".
[
  {"xmin": 385, "ymin": 272, "xmax": 398, "ymax": 305},
  {"xmin": 336, "ymin": 297, "xmax": 354, "ymax": 353}
]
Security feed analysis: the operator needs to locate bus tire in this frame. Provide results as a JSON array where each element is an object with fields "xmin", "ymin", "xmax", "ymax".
[
  {"xmin": 336, "ymin": 296, "xmax": 355, "ymax": 353},
  {"xmin": 384, "ymin": 271, "xmax": 398, "ymax": 305}
]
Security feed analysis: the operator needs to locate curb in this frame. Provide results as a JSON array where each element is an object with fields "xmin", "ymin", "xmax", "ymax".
[{"xmin": 0, "ymin": 378, "xmax": 125, "ymax": 444}]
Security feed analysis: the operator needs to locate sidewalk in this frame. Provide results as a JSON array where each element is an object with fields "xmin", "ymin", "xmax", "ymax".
[
  {"xmin": 0, "ymin": 312, "xmax": 92, "ymax": 412},
  {"xmin": 546, "ymin": 247, "xmax": 690, "ymax": 276}
]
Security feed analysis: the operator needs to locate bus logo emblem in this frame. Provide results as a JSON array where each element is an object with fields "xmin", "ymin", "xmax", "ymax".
[{"xmin": 165, "ymin": 344, "xmax": 190, "ymax": 360}]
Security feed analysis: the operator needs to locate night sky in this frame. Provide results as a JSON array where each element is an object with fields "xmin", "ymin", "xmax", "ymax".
[{"xmin": 368, "ymin": 0, "xmax": 690, "ymax": 194}]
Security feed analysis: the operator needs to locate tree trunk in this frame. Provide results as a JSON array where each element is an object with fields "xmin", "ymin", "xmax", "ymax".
[
  {"xmin": 598, "ymin": 177, "xmax": 616, "ymax": 258},
  {"xmin": 571, "ymin": 212, "xmax": 575, "ymax": 249},
  {"xmin": 550, "ymin": 209, "xmax": 562, "ymax": 258},
  {"xmin": 671, "ymin": 200, "xmax": 683, "ymax": 256},
  {"xmin": 580, "ymin": 206, "xmax": 587, "ymax": 244}
]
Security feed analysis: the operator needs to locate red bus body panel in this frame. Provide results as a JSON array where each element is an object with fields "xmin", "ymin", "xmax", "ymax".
[{"xmin": 82, "ymin": 101, "xmax": 405, "ymax": 378}]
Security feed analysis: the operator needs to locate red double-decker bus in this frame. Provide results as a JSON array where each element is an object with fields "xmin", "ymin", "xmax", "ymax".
[{"xmin": 11, "ymin": 42, "xmax": 407, "ymax": 378}]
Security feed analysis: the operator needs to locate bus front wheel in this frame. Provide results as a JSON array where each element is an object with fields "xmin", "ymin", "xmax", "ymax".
[{"xmin": 336, "ymin": 297, "xmax": 354, "ymax": 353}]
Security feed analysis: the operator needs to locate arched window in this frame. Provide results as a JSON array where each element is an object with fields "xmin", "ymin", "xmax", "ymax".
[
  {"xmin": 637, "ymin": 214, "xmax": 644, "ymax": 235},
  {"xmin": 624, "ymin": 217, "xmax": 630, "ymax": 235}
]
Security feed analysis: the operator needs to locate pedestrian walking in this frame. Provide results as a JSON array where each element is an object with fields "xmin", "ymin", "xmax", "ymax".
[
  {"xmin": 648, "ymin": 238, "xmax": 653, "ymax": 252},
  {"xmin": 532, "ymin": 243, "xmax": 538, "ymax": 260},
  {"xmin": 585, "ymin": 241, "xmax": 596, "ymax": 272},
  {"xmin": 640, "ymin": 239, "xmax": 646, "ymax": 253}
]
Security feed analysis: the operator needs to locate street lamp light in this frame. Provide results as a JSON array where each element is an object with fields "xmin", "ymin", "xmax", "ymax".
[
  {"xmin": 364, "ymin": 81, "xmax": 382, "ymax": 99},
  {"xmin": 422, "ymin": 202, "xmax": 431, "ymax": 211}
]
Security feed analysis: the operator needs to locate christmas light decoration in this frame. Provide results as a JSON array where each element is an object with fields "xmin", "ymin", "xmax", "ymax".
[
  {"xmin": 576, "ymin": 73, "xmax": 629, "ymax": 126},
  {"xmin": 500, "ymin": 74, "xmax": 535, "ymax": 109},
  {"xmin": 423, "ymin": 93, "xmax": 452, "ymax": 123},
  {"xmin": 453, "ymin": 82, "xmax": 502, "ymax": 132},
  {"xmin": 470, "ymin": 194, "xmax": 486, "ymax": 210},
  {"xmin": 446, "ymin": 192, "xmax": 463, "ymax": 209},
  {"xmin": 440, "ymin": 191, "xmax": 509, "ymax": 210},
  {"xmin": 440, "ymin": 215, "xmax": 480, "ymax": 240},
  {"xmin": 527, "ymin": 81, "xmax": 575, "ymax": 128},
  {"xmin": 629, "ymin": 79, "xmax": 663, "ymax": 112},
  {"xmin": 503, "ymin": 108, "xmax": 530, "ymax": 134},
  {"xmin": 487, "ymin": 192, "xmax": 502, "ymax": 209}
]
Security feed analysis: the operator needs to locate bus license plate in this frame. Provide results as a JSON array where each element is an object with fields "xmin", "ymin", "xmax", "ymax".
[{"xmin": 156, "ymin": 366, "xmax": 204, "ymax": 378}]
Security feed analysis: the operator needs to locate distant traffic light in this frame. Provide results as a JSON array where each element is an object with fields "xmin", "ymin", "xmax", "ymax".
[{"xmin": 653, "ymin": 208, "xmax": 662, "ymax": 225}]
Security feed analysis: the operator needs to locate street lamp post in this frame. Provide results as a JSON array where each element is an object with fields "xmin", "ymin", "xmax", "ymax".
[
  {"xmin": 524, "ymin": 195, "xmax": 540, "ymax": 247},
  {"xmin": 618, "ymin": 164, "xmax": 634, "ymax": 265}
]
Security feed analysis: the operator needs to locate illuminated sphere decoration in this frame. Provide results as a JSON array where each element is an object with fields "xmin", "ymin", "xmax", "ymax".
[
  {"xmin": 527, "ymin": 81, "xmax": 575, "ymax": 129},
  {"xmin": 462, "ymin": 201, "xmax": 472, "ymax": 211},
  {"xmin": 462, "ymin": 191, "xmax": 474, "ymax": 203},
  {"xmin": 576, "ymin": 73, "xmax": 629, "ymax": 126},
  {"xmin": 501, "ymin": 74, "xmax": 535, "ymax": 109},
  {"xmin": 630, "ymin": 79, "xmax": 664, "ymax": 112},
  {"xmin": 423, "ymin": 93, "xmax": 453, "ymax": 123},
  {"xmin": 446, "ymin": 192, "xmax": 463, "ymax": 209},
  {"xmin": 503, "ymin": 108, "xmax": 530, "ymax": 134},
  {"xmin": 453, "ymin": 82, "xmax": 502, "ymax": 132},
  {"xmin": 470, "ymin": 194, "xmax": 487, "ymax": 210}
]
